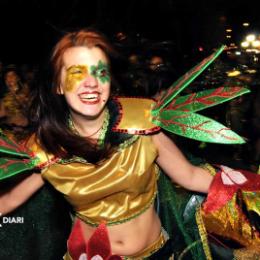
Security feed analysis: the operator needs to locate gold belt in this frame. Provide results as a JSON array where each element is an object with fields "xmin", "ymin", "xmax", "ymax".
[{"xmin": 123, "ymin": 227, "xmax": 169, "ymax": 259}]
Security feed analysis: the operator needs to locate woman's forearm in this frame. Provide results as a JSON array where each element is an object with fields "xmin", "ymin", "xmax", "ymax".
[{"xmin": 0, "ymin": 173, "xmax": 44, "ymax": 215}]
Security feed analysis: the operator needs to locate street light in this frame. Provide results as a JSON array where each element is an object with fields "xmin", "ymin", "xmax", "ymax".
[{"xmin": 241, "ymin": 33, "xmax": 260, "ymax": 54}]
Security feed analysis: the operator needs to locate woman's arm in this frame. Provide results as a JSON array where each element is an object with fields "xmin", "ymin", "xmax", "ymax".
[
  {"xmin": 0, "ymin": 173, "xmax": 44, "ymax": 215},
  {"xmin": 152, "ymin": 132, "xmax": 213, "ymax": 193}
]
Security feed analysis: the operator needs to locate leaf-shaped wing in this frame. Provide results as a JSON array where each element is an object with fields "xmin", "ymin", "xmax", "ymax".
[
  {"xmin": 153, "ymin": 45, "xmax": 225, "ymax": 113},
  {"xmin": 0, "ymin": 133, "xmax": 31, "ymax": 158},
  {"xmin": 0, "ymin": 157, "xmax": 39, "ymax": 181},
  {"xmin": 152, "ymin": 109, "xmax": 245, "ymax": 144},
  {"xmin": 167, "ymin": 86, "xmax": 250, "ymax": 112}
]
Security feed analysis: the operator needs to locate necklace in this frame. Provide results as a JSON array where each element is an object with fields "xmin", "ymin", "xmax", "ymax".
[{"xmin": 68, "ymin": 108, "xmax": 110, "ymax": 143}]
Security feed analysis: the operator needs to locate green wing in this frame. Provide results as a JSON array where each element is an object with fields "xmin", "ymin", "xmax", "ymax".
[
  {"xmin": 0, "ymin": 157, "xmax": 39, "ymax": 181},
  {"xmin": 0, "ymin": 132, "xmax": 39, "ymax": 181},
  {"xmin": 152, "ymin": 45, "xmax": 225, "ymax": 113},
  {"xmin": 152, "ymin": 110, "xmax": 245, "ymax": 144},
  {"xmin": 167, "ymin": 86, "xmax": 250, "ymax": 112},
  {"xmin": 0, "ymin": 132, "xmax": 31, "ymax": 158}
]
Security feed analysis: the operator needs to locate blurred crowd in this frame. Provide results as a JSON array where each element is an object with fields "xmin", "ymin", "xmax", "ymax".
[
  {"xmin": 0, "ymin": 62, "xmax": 39, "ymax": 138},
  {"xmin": 0, "ymin": 32, "xmax": 259, "ymax": 173}
]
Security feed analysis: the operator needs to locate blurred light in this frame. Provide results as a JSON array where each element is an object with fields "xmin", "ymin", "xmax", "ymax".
[
  {"xmin": 241, "ymin": 41, "xmax": 249, "ymax": 48},
  {"xmin": 226, "ymin": 28, "xmax": 232, "ymax": 32},
  {"xmin": 235, "ymin": 51, "xmax": 241, "ymax": 55},
  {"xmin": 242, "ymin": 22, "xmax": 250, "ymax": 27},
  {"xmin": 227, "ymin": 70, "xmax": 241, "ymax": 77},
  {"xmin": 246, "ymin": 69, "xmax": 257, "ymax": 74},
  {"xmin": 198, "ymin": 46, "xmax": 204, "ymax": 52},
  {"xmin": 245, "ymin": 49, "xmax": 260, "ymax": 53},
  {"xmin": 246, "ymin": 34, "xmax": 256, "ymax": 42},
  {"xmin": 226, "ymin": 35, "xmax": 231, "ymax": 38},
  {"xmin": 252, "ymin": 40, "xmax": 260, "ymax": 47}
]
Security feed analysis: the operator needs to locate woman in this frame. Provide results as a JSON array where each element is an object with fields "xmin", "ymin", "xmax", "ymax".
[{"xmin": 0, "ymin": 29, "xmax": 259, "ymax": 259}]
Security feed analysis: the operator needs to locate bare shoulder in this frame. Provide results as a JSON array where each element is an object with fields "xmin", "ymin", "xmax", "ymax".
[{"xmin": 151, "ymin": 131, "xmax": 178, "ymax": 150}]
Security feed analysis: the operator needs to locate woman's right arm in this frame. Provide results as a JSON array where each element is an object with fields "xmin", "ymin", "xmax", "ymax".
[{"xmin": 0, "ymin": 173, "xmax": 44, "ymax": 215}]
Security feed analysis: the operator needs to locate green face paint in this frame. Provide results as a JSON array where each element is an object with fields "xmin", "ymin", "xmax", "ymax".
[
  {"xmin": 90, "ymin": 60, "xmax": 110, "ymax": 84},
  {"xmin": 64, "ymin": 61, "xmax": 110, "ymax": 92}
]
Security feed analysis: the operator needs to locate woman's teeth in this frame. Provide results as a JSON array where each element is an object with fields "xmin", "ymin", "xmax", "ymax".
[{"xmin": 80, "ymin": 93, "xmax": 99, "ymax": 100}]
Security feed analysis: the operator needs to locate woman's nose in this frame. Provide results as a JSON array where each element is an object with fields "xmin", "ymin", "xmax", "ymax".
[{"xmin": 84, "ymin": 76, "xmax": 98, "ymax": 88}]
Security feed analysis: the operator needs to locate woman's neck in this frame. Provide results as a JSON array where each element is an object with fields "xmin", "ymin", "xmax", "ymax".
[{"xmin": 69, "ymin": 108, "xmax": 107, "ymax": 139}]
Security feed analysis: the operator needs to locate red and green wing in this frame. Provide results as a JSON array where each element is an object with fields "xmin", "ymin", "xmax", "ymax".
[
  {"xmin": 0, "ymin": 132, "xmax": 39, "ymax": 181},
  {"xmin": 0, "ymin": 157, "xmax": 39, "ymax": 181},
  {"xmin": 0, "ymin": 132, "xmax": 32, "ymax": 158},
  {"xmin": 152, "ymin": 45, "xmax": 225, "ymax": 113},
  {"xmin": 152, "ymin": 110, "xmax": 245, "ymax": 144},
  {"xmin": 167, "ymin": 86, "xmax": 250, "ymax": 112}
]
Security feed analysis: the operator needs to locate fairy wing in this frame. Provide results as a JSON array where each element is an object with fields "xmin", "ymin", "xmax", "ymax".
[
  {"xmin": 150, "ymin": 46, "xmax": 250, "ymax": 144},
  {"xmin": 153, "ymin": 45, "xmax": 225, "ymax": 114},
  {"xmin": 165, "ymin": 86, "xmax": 250, "ymax": 112},
  {"xmin": 152, "ymin": 109, "xmax": 245, "ymax": 143},
  {"xmin": 0, "ymin": 132, "xmax": 40, "ymax": 181}
]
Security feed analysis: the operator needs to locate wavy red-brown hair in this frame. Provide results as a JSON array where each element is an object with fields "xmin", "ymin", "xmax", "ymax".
[
  {"xmin": 29, "ymin": 28, "xmax": 120, "ymax": 163},
  {"xmin": 51, "ymin": 28, "xmax": 117, "ymax": 93}
]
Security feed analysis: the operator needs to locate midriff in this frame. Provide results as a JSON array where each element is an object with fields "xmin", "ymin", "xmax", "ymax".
[{"xmin": 80, "ymin": 204, "xmax": 162, "ymax": 256}]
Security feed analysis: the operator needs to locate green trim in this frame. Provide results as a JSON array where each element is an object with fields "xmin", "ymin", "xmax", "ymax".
[{"xmin": 117, "ymin": 135, "xmax": 139, "ymax": 151}]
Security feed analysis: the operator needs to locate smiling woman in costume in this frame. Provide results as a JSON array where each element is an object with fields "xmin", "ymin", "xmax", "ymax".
[{"xmin": 0, "ymin": 28, "xmax": 259, "ymax": 260}]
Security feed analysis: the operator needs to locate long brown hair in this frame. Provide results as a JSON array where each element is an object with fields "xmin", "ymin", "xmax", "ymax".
[{"xmin": 30, "ymin": 28, "xmax": 119, "ymax": 163}]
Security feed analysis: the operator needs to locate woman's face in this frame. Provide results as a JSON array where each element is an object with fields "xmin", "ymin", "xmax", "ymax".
[
  {"xmin": 59, "ymin": 46, "xmax": 111, "ymax": 119},
  {"xmin": 5, "ymin": 71, "xmax": 19, "ymax": 91}
]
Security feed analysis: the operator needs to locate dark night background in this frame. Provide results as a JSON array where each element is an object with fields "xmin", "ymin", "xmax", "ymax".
[{"xmin": 0, "ymin": 0, "xmax": 259, "ymax": 64}]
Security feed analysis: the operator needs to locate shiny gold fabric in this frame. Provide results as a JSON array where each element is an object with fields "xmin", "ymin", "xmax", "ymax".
[
  {"xmin": 113, "ymin": 97, "xmax": 159, "ymax": 134},
  {"xmin": 201, "ymin": 191, "xmax": 260, "ymax": 249},
  {"xmin": 42, "ymin": 135, "xmax": 159, "ymax": 225}
]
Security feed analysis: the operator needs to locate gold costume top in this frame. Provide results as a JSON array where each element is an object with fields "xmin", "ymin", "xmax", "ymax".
[{"xmin": 27, "ymin": 97, "xmax": 161, "ymax": 226}]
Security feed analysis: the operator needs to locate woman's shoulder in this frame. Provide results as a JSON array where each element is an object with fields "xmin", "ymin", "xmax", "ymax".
[{"xmin": 110, "ymin": 96, "xmax": 160, "ymax": 135}]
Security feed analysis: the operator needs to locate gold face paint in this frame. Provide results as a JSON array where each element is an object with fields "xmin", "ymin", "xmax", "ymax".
[
  {"xmin": 64, "ymin": 61, "xmax": 110, "ymax": 92},
  {"xmin": 65, "ymin": 65, "xmax": 88, "ymax": 92}
]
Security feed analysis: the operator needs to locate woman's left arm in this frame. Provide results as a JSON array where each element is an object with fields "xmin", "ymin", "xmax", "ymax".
[{"xmin": 152, "ymin": 132, "xmax": 213, "ymax": 193}]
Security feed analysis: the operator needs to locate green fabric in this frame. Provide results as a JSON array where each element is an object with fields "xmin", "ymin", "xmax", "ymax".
[
  {"xmin": 0, "ymin": 182, "xmax": 72, "ymax": 260},
  {"xmin": 157, "ymin": 151, "xmax": 205, "ymax": 259},
  {"xmin": 158, "ymin": 173, "xmax": 206, "ymax": 259}
]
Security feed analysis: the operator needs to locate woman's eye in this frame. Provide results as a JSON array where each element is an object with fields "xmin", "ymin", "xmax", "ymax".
[
  {"xmin": 99, "ymin": 69, "xmax": 107, "ymax": 77},
  {"xmin": 71, "ymin": 70, "xmax": 83, "ymax": 75}
]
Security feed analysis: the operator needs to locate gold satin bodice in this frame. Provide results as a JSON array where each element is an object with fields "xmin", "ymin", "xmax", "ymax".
[{"xmin": 41, "ymin": 135, "xmax": 159, "ymax": 226}]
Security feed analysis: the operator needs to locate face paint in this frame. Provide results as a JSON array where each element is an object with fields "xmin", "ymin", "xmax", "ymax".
[
  {"xmin": 64, "ymin": 61, "xmax": 110, "ymax": 92},
  {"xmin": 65, "ymin": 65, "xmax": 88, "ymax": 92},
  {"xmin": 90, "ymin": 60, "xmax": 110, "ymax": 84}
]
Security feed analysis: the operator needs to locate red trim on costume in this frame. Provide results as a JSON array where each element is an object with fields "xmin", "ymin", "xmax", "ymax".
[{"xmin": 203, "ymin": 167, "xmax": 260, "ymax": 213}]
